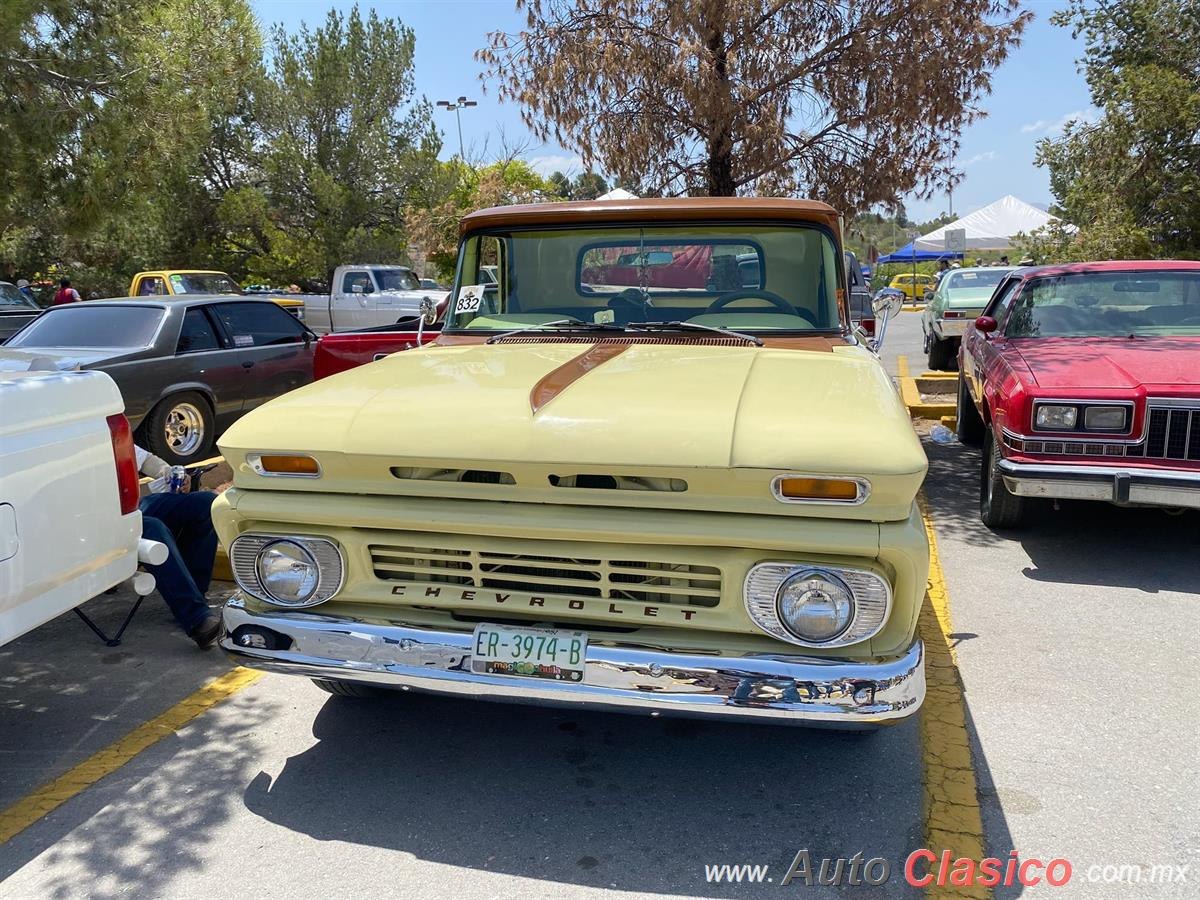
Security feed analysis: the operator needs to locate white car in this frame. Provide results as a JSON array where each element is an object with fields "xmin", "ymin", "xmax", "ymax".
[{"xmin": 0, "ymin": 370, "xmax": 161, "ymax": 646}]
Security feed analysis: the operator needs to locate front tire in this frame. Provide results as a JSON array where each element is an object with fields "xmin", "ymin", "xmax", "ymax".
[
  {"xmin": 140, "ymin": 391, "xmax": 214, "ymax": 465},
  {"xmin": 956, "ymin": 372, "xmax": 985, "ymax": 447},
  {"xmin": 980, "ymin": 432, "xmax": 1026, "ymax": 529},
  {"xmin": 927, "ymin": 335, "xmax": 955, "ymax": 371},
  {"xmin": 312, "ymin": 679, "xmax": 381, "ymax": 698}
]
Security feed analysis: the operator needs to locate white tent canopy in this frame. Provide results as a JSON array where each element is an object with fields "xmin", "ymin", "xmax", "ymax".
[
  {"xmin": 914, "ymin": 195, "xmax": 1055, "ymax": 252},
  {"xmin": 595, "ymin": 187, "xmax": 638, "ymax": 201}
]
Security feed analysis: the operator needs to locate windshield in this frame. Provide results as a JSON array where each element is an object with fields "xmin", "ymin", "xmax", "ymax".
[
  {"xmin": 170, "ymin": 273, "xmax": 241, "ymax": 294},
  {"xmin": 944, "ymin": 269, "xmax": 1009, "ymax": 291},
  {"xmin": 0, "ymin": 283, "xmax": 37, "ymax": 310},
  {"xmin": 7, "ymin": 305, "xmax": 164, "ymax": 348},
  {"xmin": 1007, "ymin": 271, "xmax": 1200, "ymax": 338},
  {"xmin": 372, "ymin": 268, "xmax": 421, "ymax": 292},
  {"xmin": 449, "ymin": 223, "xmax": 841, "ymax": 332}
]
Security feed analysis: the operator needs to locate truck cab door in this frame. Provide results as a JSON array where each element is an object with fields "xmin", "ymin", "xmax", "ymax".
[{"xmin": 337, "ymin": 270, "xmax": 375, "ymax": 330}]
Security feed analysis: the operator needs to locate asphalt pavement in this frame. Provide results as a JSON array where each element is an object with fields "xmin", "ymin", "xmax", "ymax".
[{"xmin": 1, "ymin": 310, "xmax": 1196, "ymax": 898}]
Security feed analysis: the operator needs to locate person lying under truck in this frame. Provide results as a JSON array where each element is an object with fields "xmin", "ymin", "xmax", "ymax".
[{"xmin": 136, "ymin": 447, "xmax": 222, "ymax": 648}]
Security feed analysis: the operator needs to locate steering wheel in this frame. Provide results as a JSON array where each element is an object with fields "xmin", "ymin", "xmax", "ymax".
[{"xmin": 704, "ymin": 290, "xmax": 816, "ymax": 325}]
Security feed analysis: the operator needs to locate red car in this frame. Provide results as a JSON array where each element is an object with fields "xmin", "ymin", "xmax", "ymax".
[{"xmin": 957, "ymin": 260, "xmax": 1200, "ymax": 528}]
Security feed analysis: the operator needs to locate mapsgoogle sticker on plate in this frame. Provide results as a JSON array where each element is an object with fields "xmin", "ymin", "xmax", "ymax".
[{"xmin": 455, "ymin": 285, "xmax": 484, "ymax": 314}]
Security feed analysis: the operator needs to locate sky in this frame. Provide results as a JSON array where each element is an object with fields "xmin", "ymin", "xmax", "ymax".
[{"xmin": 251, "ymin": 0, "xmax": 1096, "ymax": 224}]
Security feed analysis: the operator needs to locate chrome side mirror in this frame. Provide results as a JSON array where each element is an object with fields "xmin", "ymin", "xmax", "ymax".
[
  {"xmin": 869, "ymin": 288, "xmax": 905, "ymax": 351},
  {"xmin": 416, "ymin": 296, "xmax": 437, "ymax": 341}
]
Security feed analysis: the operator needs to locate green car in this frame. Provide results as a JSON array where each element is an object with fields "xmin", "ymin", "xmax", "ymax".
[{"xmin": 922, "ymin": 267, "xmax": 1017, "ymax": 370}]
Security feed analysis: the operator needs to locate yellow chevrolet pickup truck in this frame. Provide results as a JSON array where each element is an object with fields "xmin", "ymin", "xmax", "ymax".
[
  {"xmin": 213, "ymin": 198, "xmax": 928, "ymax": 727},
  {"xmin": 128, "ymin": 270, "xmax": 305, "ymax": 321}
]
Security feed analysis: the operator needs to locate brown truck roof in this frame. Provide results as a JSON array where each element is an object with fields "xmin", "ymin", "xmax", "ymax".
[{"xmin": 460, "ymin": 197, "xmax": 841, "ymax": 235}]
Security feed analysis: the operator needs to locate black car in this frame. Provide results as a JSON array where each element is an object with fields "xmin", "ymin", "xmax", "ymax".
[
  {"xmin": 0, "ymin": 282, "xmax": 41, "ymax": 343},
  {"xmin": 0, "ymin": 296, "xmax": 316, "ymax": 464}
]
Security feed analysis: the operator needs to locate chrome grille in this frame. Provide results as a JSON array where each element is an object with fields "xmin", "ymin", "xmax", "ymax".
[
  {"xmin": 1145, "ymin": 406, "xmax": 1200, "ymax": 461},
  {"xmin": 369, "ymin": 544, "xmax": 722, "ymax": 607}
]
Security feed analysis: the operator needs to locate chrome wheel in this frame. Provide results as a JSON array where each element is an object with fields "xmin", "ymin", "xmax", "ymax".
[{"xmin": 164, "ymin": 402, "xmax": 205, "ymax": 456}]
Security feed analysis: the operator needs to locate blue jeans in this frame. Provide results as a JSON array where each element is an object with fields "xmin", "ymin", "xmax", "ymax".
[{"xmin": 139, "ymin": 491, "xmax": 218, "ymax": 633}]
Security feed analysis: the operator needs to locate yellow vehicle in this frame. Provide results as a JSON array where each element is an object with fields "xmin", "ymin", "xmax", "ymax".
[
  {"xmin": 888, "ymin": 272, "xmax": 938, "ymax": 303},
  {"xmin": 213, "ymin": 198, "xmax": 928, "ymax": 728},
  {"xmin": 128, "ymin": 270, "xmax": 305, "ymax": 321}
]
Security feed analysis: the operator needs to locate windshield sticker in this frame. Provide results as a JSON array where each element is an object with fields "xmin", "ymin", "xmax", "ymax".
[
  {"xmin": 456, "ymin": 285, "xmax": 484, "ymax": 314},
  {"xmin": 593, "ymin": 308, "xmax": 615, "ymax": 325},
  {"xmin": 169, "ymin": 274, "xmax": 187, "ymax": 293},
  {"xmin": 233, "ymin": 334, "xmax": 254, "ymax": 347}
]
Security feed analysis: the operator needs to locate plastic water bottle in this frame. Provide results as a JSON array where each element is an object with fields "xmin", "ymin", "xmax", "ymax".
[
  {"xmin": 167, "ymin": 465, "xmax": 188, "ymax": 493},
  {"xmin": 930, "ymin": 424, "xmax": 956, "ymax": 444}
]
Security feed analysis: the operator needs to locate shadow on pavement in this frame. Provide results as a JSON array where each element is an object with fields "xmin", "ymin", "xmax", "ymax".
[
  {"xmin": 0, "ymin": 689, "xmax": 282, "ymax": 896},
  {"xmin": 923, "ymin": 438, "xmax": 1200, "ymax": 592},
  {"xmin": 0, "ymin": 588, "xmax": 233, "ymax": 810},
  {"xmin": 244, "ymin": 690, "xmax": 926, "ymax": 897}
]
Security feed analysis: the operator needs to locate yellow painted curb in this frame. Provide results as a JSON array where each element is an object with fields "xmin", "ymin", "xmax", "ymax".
[
  {"xmin": 899, "ymin": 356, "xmax": 958, "ymax": 420},
  {"xmin": 918, "ymin": 498, "xmax": 989, "ymax": 899},
  {"xmin": 0, "ymin": 667, "xmax": 262, "ymax": 845},
  {"xmin": 940, "ymin": 415, "xmax": 957, "ymax": 432}
]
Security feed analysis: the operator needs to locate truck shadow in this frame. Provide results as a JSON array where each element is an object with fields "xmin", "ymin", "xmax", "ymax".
[{"xmin": 240, "ymin": 686, "xmax": 1014, "ymax": 897}]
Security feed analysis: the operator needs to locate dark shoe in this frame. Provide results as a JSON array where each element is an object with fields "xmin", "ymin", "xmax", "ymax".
[{"xmin": 189, "ymin": 613, "xmax": 221, "ymax": 649}]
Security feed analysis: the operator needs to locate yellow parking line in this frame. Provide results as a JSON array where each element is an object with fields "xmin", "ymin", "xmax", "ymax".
[
  {"xmin": 918, "ymin": 498, "xmax": 989, "ymax": 899},
  {"xmin": 0, "ymin": 666, "xmax": 261, "ymax": 845}
]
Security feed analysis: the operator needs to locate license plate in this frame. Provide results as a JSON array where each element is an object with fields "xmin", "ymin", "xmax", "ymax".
[{"xmin": 470, "ymin": 623, "xmax": 587, "ymax": 682}]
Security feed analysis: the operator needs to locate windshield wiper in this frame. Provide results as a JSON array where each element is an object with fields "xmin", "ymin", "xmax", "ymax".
[
  {"xmin": 626, "ymin": 320, "xmax": 763, "ymax": 346},
  {"xmin": 485, "ymin": 319, "xmax": 625, "ymax": 344}
]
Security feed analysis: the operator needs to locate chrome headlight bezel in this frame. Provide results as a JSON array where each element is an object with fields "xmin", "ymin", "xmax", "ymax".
[
  {"xmin": 230, "ymin": 533, "xmax": 344, "ymax": 608},
  {"xmin": 743, "ymin": 562, "xmax": 892, "ymax": 649},
  {"xmin": 1033, "ymin": 400, "xmax": 1133, "ymax": 434}
]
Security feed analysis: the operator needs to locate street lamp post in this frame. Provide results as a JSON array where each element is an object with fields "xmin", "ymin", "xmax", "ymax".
[{"xmin": 435, "ymin": 96, "xmax": 477, "ymax": 160}]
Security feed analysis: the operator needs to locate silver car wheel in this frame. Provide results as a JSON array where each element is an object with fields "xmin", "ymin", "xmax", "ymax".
[{"xmin": 164, "ymin": 402, "xmax": 205, "ymax": 456}]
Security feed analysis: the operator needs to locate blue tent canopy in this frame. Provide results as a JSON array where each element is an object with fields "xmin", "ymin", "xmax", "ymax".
[{"xmin": 876, "ymin": 243, "xmax": 963, "ymax": 264}]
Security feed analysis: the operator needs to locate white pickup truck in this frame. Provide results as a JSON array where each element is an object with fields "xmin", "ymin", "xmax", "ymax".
[
  {"xmin": 0, "ymin": 369, "xmax": 160, "ymax": 646},
  {"xmin": 302, "ymin": 264, "xmax": 449, "ymax": 334}
]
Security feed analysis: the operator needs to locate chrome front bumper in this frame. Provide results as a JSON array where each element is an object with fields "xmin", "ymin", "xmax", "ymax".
[
  {"xmin": 999, "ymin": 460, "xmax": 1200, "ymax": 509},
  {"xmin": 220, "ymin": 596, "xmax": 925, "ymax": 726}
]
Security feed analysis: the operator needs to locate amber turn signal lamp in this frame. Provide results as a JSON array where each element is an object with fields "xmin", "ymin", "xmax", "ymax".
[
  {"xmin": 257, "ymin": 454, "xmax": 320, "ymax": 476},
  {"xmin": 775, "ymin": 477, "xmax": 862, "ymax": 503}
]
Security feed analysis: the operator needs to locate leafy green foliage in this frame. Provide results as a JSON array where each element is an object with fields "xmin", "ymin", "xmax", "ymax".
[
  {"xmin": 1032, "ymin": 0, "xmax": 1200, "ymax": 260},
  {"xmin": 0, "ymin": 2, "xmax": 452, "ymax": 294}
]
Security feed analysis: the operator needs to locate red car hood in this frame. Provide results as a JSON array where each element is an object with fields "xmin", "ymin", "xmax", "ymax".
[{"xmin": 1012, "ymin": 336, "xmax": 1200, "ymax": 390}]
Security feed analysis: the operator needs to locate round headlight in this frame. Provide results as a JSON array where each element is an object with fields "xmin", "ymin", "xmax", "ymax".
[
  {"xmin": 256, "ymin": 540, "xmax": 320, "ymax": 605},
  {"xmin": 776, "ymin": 569, "xmax": 855, "ymax": 642}
]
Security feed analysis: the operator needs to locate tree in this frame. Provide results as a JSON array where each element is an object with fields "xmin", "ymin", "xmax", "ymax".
[
  {"xmin": 570, "ymin": 171, "xmax": 608, "ymax": 200},
  {"xmin": 1034, "ymin": 0, "xmax": 1200, "ymax": 259},
  {"xmin": 547, "ymin": 170, "xmax": 573, "ymax": 199},
  {"xmin": 220, "ymin": 5, "xmax": 441, "ymax": 284},
  {"xmin": 406, "ymin": 157, "xmax": 556, "ymax": 279},
  {"xmin": 0, "ymin": 0, "xmax": 265, "ymax": 293},
  {"xmin": 479, "ymin": 0, "xmax": 1029, "ymax": 210}
]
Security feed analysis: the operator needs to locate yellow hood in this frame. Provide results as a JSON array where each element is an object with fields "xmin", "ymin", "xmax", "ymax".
[{"xmin": 219, "ymin": 341, "xmax": 927, "ymax": 521}]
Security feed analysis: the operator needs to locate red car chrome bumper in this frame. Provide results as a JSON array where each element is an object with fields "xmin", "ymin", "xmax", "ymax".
[{"xmin": 997, "ymin": 460, "xmax": 1200, "ymax": 509}]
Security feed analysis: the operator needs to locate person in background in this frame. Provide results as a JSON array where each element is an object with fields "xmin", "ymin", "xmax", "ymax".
[
  {"xmin": 16, "ymin": 279, "xmax": 35, "ymax": 303},
  {"xmin": 999, "ymin": 255, "xmax": 1010, "ymax": 266},
  {"xmin": 52, "ymin": 278, "xmax": 81, "ymax": 305},
  {"xmin": 935, "ymin": 258, "xmax": 952, "ymax": 286},
  {"xmin": 136, "ymin": 446, "xmax": 222, "ymax": 648}
]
